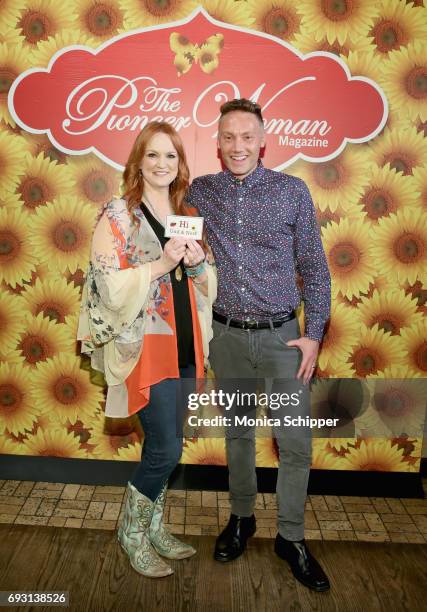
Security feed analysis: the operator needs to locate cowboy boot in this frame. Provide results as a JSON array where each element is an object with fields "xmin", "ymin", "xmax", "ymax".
[
  {"xmin": 149, "ymin": 482, "xmax": 196, "ymax": 560},
  {"xmin": 118, "ymin": 482, "xmax": 173, "ymax": 577}
]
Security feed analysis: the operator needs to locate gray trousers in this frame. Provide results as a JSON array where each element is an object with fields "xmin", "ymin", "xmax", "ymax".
[{"xmin": 209, "ymin": 317, "xmax": 311, "ymax": 541}]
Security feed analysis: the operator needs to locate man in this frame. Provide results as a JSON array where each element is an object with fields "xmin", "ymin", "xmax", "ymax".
[{"xmin": 186, "ymin": 99, "xmax": 331, "ymax": 592}]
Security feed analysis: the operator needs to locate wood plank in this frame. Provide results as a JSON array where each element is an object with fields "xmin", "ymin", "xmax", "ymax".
[{"xmin": 0, "ymin": 526, "xmax": 426, "ymax": 611}]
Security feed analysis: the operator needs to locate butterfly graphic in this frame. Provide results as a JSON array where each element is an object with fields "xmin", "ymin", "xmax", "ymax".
[{"xmin": 170, "ymin": 33, "xmax": 224, "ymax": 76}]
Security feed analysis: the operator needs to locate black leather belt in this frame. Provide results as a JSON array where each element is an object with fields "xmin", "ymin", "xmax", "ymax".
[{"xmin": 213, "ymin": 310, "xmax": 295, "ymax": 330}]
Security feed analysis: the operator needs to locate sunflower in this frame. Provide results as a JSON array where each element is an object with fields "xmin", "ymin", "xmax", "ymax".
[
  {"xmin": 30, "ymin": 30, "xmax": 98, "ymax": 66},
  {"xmin": 74, "ymin": 0, "xmax": 125, "ymax": 41},
  {"xmin": 0, "ymin": 29, "xmax": 24, "ymax": 45},
  {"xmin": 0, "ymin": 362, "xmax": 41, "ymax": 435},
  {"xmin": 89, "ymin": 412, "xmax": 140, "ymax": 459},
  {"xmin": 293, "ymin": 30, "xmax": 372, "ymax": 57},
  {"xmin": 0, "ymin": 192, "xmax": 21, "ymax": 210},
  {"xmin": 22, "ymin": 428, "xmax": 88, "ymax": 458},
  {"xmin": 15, "ymin": 312, "xmax": 75, "ymax": 368},
  {"xmin": 325, "ymin": 438, "xmax": 356, "ymax": 454},
  {"xmin": 367, "ymin": 375, "xmax": 426, "ymax": 438},
  {"xmin": 181, "ymin": 438, "xmax": 226, "ymax": 465},
  {"xmin": 0, "ymin": 43, "xmax": 32, "ymax": 126},
  {"xmin": 311, "ymin": 439, "xmax": 344, "ymax": 469},
  {"xmin": 0, "ymin": 290, "xmax": 26, "ymax": 356},
  {"xmin": 201, "ymin": 0, "xmax": 255, "ymax": 27},
  {"xmin": 412, "ymin": 166, "xmax": 427, "ymax": 211},
  {"xmin": 370, "ymin": 208, "xmax": 427, "ymax": 286},
  {"xmin": 415, "ymin": 116, "xmax": 427, "ymax": 136},
  {"xmin": 0, "ymin": 0, "xmax": 25, "ymax": 31},
  {"xmin": 347, "ymin": 323, "xmax": 406, "ymax": 377},
  {"xmin": 369, "ymin": 126, "xmax": 427, "ymax": 176},
  {"xmin": 405, "ymin": 279, "xmax": 427, "ymax": 315},
  {"xmin": 0, "ymin": 434, "xmax": 24, "ymax": 455},
  {"xmin": 255, "ymin": 437, "xmax": 278, "ymax": 468},
  {"xmin": 0, "ymin": 208, "xmax": 38, "ymax": 289},
  {"xmin": 314, "ymin": 360, "xmax": 356, "ymax": 378},
  {"xmin": 64, "ymin": 267, "xmax": 87, "ymax": 290},
  {"xmin": 340, "ymin": 438, "xmax": 411, "ymax": 471},
  {"xmin": 19, "ymin": 133, "xmax": 69, "ymax": 167},
  {"xmin": 16, "ymin": 153, "xmax": 75, "ymax": 213},
  {"xmin": 318, "ymin": 302, "xmax": 360, "ymax": 370},
  {"xmin": 361, "ymin": 274, "xmax": 393, "ymax": 300},
  {"xmin": 29, "ymin": 196, "xmax": 95, "ymax": 274},
  {"xmin": 30, "ymin": 353, "xmax": 104, "ymax": 426},
  {"xmin": 351, "ymin": 399, "xmax": 391, "ymax": 438},
  {"xmin": 321, "ymin": 218, "xmax": 376, "ymax": 299},
  {"xmin": 20, "ymin": 277, "xmax": 82, "ymax": 323},
  {"xmin": 342, "ymin": 49, "xmax": 383, "ymax": 85},
  {"xmin": 114, "ymin": 442, "xmax": 142, "ymax": 461},
  {"xmin": 311, "ymin": 377, "xmax": 370, "ymax": 436},
  {"xmin": 359, "ymin": 163, "xmax": 420, "ymax": 227},
  {"xmin": 247, "ymin": 0, "xmax": 302, "ymax": 44},
  {"xmin": 380, "ymin": 42, "xmax": 427, "ymax": 121},
  {"xmin": 368, "ymin": 0, "xmax": 427, "ymax": 56},
  {"xmin": 121, "ymin": 0, "xmax": 197, "ymax": 28},
  {"xmin": 0, "ymin": 132, "xmax": 28, "ymax": 195},
  {"xmin": 289, "ymin": 149, "xmax": 369, "ymax": 212},
  {"xmin": 16, "ymin": 0, "xmax": 76, "ymax": 48},
  {"xmin": 66, "ymin": 156, "xmax": 120, "ymax": 208},
  {"xmin": 358, "ymin": 289, "xmax": 423, "ymax": 336},
  {"xmin": 400, "ymin": 319, "xmax": 427, "ymax": 376},
  {"xmin": 297, "ymin": 0, "xmax": 379, "ymax": 45},
  {"xmin": 316, "ymin": 199, "xmax": 365, "ymax": 229}
]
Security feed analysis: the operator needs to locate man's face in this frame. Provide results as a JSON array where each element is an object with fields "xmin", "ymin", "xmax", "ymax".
[{"xmin": 218, "ymin": 111, "xmax": 265, "ymax": 180}]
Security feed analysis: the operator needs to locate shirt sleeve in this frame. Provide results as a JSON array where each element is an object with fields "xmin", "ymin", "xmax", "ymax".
[
  {"xmin": 293, "ymin": 178, "xmax": 331, "ymax": 342},
  {"xmin": 185, "ymin": 177, "xmax": 204, "ymax": 214}
]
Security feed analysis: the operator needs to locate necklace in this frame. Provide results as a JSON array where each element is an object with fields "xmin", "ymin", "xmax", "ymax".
[
  {"xmin": 142, "ymin": 195, "xmax": 183, "ymax": 282},
  {"xmin": 142, "ymin": 194, "xmax": 169, "ymax": 226}
]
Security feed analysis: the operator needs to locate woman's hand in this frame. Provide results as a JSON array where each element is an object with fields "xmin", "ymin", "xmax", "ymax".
[
  {"xmin": 183, "ymin": 239, "xmax": 205, "ymax": 268},
  {"xmin": 162, "ymin": 237, "xmax": 187, "ymax": 271},
  {"xmin": 150, "ymin": 237, "xmax": 186, "ymax": 281}
]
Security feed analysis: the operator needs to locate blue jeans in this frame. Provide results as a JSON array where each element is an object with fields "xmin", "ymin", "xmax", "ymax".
[{"xmin": 131, "ymin": 365, "xmax": 195, "ymax": 502}]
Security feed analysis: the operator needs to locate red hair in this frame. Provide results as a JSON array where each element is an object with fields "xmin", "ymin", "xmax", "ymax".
[{"xmin": 123, "ymin": 122, "xmax": 190, "ymax": 219}]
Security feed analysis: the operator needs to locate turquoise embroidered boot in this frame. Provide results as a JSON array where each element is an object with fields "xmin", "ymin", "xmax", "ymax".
[
  {"xmin": 118, "ymin": 482, "xmax": 173, "ymax": 577},
  {"xmin": 149, "ymin": 483, "xmax": 196, "ymax": 560}
]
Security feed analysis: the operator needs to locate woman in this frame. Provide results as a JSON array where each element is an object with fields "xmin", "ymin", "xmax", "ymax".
[{"xmin": 78, "ymin": 122, "xmax": 216, "ymax": 578}]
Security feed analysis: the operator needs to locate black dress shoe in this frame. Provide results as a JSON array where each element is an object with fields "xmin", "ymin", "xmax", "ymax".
[
  {"xmin": 214, "ymin": 514, "xmax": 256, "ymax": 562},
  {"xmin": 274, "ymin": 534, "xmax": 330, "ymax": 592}
]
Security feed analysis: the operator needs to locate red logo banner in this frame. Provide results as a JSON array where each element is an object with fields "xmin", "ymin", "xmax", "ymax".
[{"xmin": 9, "ymin": 7, "xmax": 387, "ymax": 177}]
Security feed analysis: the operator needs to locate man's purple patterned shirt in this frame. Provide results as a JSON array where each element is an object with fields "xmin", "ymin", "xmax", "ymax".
[{"xmin": 186, "ymin": 162, "xmax": 331, "ymax": 342}]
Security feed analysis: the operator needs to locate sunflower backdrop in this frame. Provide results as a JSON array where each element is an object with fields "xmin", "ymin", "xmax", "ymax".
[{"xmin": 0, "ymin": 0, "xmax": 426, "ymax": 473}]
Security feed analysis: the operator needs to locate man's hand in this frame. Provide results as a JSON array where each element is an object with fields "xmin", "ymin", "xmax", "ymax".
[{"xmin": 286, "ymin": 337, "xmax": 319, "ymax": 384}]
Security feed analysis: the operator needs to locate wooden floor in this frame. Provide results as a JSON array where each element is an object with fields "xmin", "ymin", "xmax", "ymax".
[{"xmin": 1, "ymin": 524, "xmax": 427, "ymax": 612}]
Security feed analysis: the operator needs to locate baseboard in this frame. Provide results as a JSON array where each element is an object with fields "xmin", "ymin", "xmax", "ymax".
[{"xmin": 0, "ymin": 455, "xmax": 425, "ymax": 498}]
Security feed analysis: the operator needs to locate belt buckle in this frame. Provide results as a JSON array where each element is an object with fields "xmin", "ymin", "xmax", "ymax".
[{"xmin": 244, "ymin": 318, "xmax": 258, "ymax": 329}]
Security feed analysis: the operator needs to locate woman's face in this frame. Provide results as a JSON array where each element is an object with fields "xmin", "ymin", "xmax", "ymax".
[{"xmin": 140, "ymin": 132, "xmax": 179, "ymax": 191}]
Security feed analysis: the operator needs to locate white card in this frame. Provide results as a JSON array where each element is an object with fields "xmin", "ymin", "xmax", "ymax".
[{"xmin": 165, "ymin": 215, "xmax": 204, "ymax": 240}]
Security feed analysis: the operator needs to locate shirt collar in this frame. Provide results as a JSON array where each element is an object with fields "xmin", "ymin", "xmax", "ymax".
[{"xmin": 222, "ymin": 160, "xmax": 266, "ymax": 188}]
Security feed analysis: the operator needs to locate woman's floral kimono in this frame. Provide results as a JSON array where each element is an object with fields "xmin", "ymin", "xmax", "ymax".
[{"xmin": 77, "ymin": 198, "xmax": 216, "ymax": 418}]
